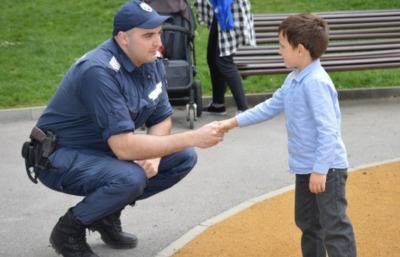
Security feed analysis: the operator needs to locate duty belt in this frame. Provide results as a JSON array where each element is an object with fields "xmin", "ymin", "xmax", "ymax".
[{"xmin": 21, "ymin": 127, "xmax": 57, "ymax": 184}]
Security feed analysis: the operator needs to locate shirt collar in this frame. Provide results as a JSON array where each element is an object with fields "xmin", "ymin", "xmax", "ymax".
[{"xmin": 292, "ymin": 59, "xmax": 321, "ymax": 83}]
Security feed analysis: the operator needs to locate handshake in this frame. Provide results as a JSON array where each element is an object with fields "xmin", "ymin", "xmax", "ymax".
[{"xmin": 191, "ymin": 117, "xmax": 239, "ymax": 149}]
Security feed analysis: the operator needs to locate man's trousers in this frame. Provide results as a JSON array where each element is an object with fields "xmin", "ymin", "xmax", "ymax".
[{"xmin": 38, "ymin": 147, "xmax": 197, "ymax": 224}]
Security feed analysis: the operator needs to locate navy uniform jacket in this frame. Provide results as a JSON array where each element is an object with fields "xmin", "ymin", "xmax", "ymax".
[{"xmin": 36, "ymin": 38, "xmax": 173, "ymax": 152}]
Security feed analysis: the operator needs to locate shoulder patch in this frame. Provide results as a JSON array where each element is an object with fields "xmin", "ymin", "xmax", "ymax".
[
  {"xmin": 75, "ymin": 54, "xmax": 87, "ymax": 64},
  {"xmin": 108, "ymin": 56, "xmax": 121, "ymax": 72}
]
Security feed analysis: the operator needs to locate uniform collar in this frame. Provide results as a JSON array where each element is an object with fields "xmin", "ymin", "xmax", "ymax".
[{"xmin": 108, "ymin": 38, "xmax": 137, "ymax": 73}]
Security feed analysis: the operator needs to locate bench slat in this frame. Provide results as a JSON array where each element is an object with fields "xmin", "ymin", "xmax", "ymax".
[
  {"xmin": 254, "ymin": 10, "xmax": 400, "ymax": 20},
  {"xmin": 239, "ymin": 62, "xmax": 400, "ymax": 76},
  {"xmin": 235, "ymin": 43, "xmax": 400, "ymax": 56},
  {"xmin": 238, "ymin": 57, "xmax": 400, "ymax": 70},
  {"xmin": 256, "ymin": 21, "xmax": 400, "ymax": 32},
  {"xmin": 254, "ymin": 16, "xmax": 400, "ymax": 27},
  {"xmin": 256, "ymin": 28, "xmax": 400, "ymax": 36},
  {"xmin": 255, "ymin": 33, "xmax": 400, "ymax": 43},
  {"xmin": 234, "ymin": 50, "xmax": 400, "ymax": 64},
  {"xmin": 237, "ymin": 39, "xmax": 400, "ymax": 50}
]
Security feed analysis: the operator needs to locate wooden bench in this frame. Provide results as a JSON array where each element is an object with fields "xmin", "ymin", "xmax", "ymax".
[{"xmin": 234, "ymin": 9, "xmax": 400, "ymax": 76}]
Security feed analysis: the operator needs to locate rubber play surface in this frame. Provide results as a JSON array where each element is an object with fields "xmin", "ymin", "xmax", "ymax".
[{"xmin": 173, "ymin": 161, "xmax": 400, "ymax": 257}]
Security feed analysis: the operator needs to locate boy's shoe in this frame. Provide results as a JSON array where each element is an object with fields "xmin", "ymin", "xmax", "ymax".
[{"xmin": 202, "ymin": 102, "xmax": 227, "ymax": 115}]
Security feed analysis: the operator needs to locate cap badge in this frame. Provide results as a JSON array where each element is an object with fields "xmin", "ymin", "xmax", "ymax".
[{"xmin": 140, "ymin": 3, "xmax": 152, "ymax": 12}]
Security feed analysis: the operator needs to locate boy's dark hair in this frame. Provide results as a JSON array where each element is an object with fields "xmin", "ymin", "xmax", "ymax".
[{"xmin": 278, "ymin": 13, "xmax": 329, "ymax": 60}]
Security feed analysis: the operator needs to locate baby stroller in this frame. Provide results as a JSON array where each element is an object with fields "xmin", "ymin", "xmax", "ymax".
[{"xmin": 145, "ymin": 0, "xmax": 202, "ymax": 129}]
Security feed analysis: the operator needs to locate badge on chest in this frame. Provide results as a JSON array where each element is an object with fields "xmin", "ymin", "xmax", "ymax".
[{"xmin": 148, "ymin": 82, "xmax": 162, "ymax": 100}]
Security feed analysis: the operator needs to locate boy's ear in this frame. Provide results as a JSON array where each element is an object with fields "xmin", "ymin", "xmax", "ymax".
[{"xmin": 297, "ymin": 44, "xmax": 307, "ymax": 56}]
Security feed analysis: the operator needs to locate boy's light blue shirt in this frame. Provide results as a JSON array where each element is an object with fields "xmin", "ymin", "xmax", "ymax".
[{"xmin": 236, "ymin": 59, "xmax": 348, "ymax": 175}]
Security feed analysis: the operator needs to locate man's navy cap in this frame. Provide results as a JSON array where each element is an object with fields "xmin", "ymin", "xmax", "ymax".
[{"xmin": 113, "ymin": 1, "xmax": 173, "ymax": 36}]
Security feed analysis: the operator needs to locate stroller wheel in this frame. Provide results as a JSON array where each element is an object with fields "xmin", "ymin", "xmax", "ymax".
[
  {"xmin": 194, "ymin": 80, "xmax": 202, "ymax": 117},
  {"xmin": 186, "ymin": 104, "xmax": 195, "ymax": 129},
  {"xmin": 189, "ymin": 108, "xmax": 195, "ymax": 129}
]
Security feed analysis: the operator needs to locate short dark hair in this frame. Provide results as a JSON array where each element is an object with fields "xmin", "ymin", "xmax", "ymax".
[{"xmin": 278, "ymin": 13, "xmax": 329, "ymax": 60}]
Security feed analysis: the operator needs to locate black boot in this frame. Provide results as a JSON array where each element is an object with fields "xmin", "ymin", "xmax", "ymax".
[
  {"xmin": 50, "ymin": 209, "xmax": 99, "ymax": 257},
  {"xmin": 89, "ymin": 210, "xmax": 138, "ymax": 249}
]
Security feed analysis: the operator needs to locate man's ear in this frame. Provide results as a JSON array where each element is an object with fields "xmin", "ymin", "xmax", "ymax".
[{"xmin": 116, "ymin": 31, "xmax": 129, "ymax": 45}]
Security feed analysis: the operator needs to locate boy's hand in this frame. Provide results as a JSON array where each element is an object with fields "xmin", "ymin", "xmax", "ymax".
[
  {"xmin": 309, "ymin": 172, "xmax": 327, "ymax": 194},
  {"xmin": 218, "ymin": 117, "xmax": 239, "ymax": 132}
]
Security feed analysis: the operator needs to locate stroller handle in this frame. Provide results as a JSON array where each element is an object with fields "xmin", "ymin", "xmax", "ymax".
[{"xmin": 162, "ymin": 25, "xmax": 193, "ymax": 38}]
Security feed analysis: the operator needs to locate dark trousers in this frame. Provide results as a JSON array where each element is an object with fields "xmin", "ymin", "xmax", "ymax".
[
  {"xmin": 207, "ymin": 16, "xmax": 248, "ymax": 111},
  {"xmin": 295, "ymin": 169, "xmax": 357, "ymax": 257},
  {"xmin": 38, "ymin": 147, "xmax": 197, "ymax": 224}
]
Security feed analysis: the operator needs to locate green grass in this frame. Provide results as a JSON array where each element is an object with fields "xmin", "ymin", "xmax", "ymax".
[{"xmin": 1, "ymin": 0, "xmax": 399, "ymax": 109}]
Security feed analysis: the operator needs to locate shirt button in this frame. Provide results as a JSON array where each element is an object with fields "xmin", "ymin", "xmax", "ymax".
[{"xmin": 147, "ymin": 75, "xmax": 151, "ymax": 79}]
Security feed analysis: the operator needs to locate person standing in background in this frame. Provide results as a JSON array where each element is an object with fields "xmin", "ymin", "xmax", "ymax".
[{"xmin": 195, "ymin": 0, "xmax": 256, "ymax": 116}]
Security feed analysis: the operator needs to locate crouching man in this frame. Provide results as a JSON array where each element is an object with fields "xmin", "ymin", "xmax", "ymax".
[{"xmin": 22, "ymin": 1, "xmax": 226, "ymax": 256}]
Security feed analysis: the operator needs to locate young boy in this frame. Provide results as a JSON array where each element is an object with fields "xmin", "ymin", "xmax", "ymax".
[{"xmin": 219, "ymin": 13, "xmax": 357, "ymax": 257}]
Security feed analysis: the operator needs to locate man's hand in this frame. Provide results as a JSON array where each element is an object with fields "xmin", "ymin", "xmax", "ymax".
[
  {"xmin": 309, "ymin": 172, "xmax": 327, "ymax": 194},
  {"xmin": 193, "ymin": 121, "xmax": 226, "ymax": 149},
  {"xmin": 134, "ymin": 158, "xmax": 161, "ymax": 178}
]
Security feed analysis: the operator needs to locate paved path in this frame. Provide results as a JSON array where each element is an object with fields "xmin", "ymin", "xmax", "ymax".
[{"xmin": 0, "ymin": 97, "xmax": 399, "ymax": 257}]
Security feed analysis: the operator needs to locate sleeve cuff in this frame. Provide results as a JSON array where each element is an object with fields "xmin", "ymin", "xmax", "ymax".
[
  {"xmin": 313, "ymin": 162, "xmax": 330, "ymax": 175},
  {"xmin": 146, "ymin": 108, "xmax": 173, "ymax": 128},
  {"xmin": 102, "ymin": 120, "xmax": 135, "ymax": 142},
  {"xmin": 235, "ymin": 113, "xmax": 249, "ymax": 127}
]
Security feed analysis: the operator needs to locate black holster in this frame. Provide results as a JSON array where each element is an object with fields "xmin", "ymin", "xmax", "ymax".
[{"xmin": 21, "ymin": 128, "xmax": 57, "ymax": 184}]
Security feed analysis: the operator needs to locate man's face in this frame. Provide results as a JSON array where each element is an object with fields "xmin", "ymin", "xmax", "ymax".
[{"xmin": 124, "ymin": 26, "xmax": 162, "ymax": 67}]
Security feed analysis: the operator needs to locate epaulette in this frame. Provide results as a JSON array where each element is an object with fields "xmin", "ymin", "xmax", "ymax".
[{"xmin": 107, "ymin": 56, "xmax": 121, "ymax": 72}]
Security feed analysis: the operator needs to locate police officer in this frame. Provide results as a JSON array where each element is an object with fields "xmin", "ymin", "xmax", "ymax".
[{"xmin": 33, "ymin": 1, "xmax": 225, "ymax": 256}]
